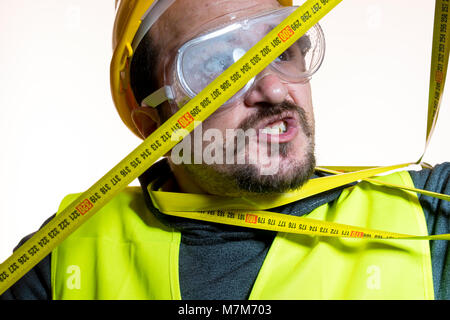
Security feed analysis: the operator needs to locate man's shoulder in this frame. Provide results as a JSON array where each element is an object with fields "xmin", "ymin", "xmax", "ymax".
[
  {"xmin": 0, "ymin": 187, "xmax": 147, "ymax": 300},
  {"xmin": 407, "ymin": 162, "xmax": 449, "ymax": 235},
  {"xmin": 408, "ymin": 162, "xmax": 450, "ymax": 300},
  {"xmin": 0, "ymin": 215, "xmax": 54, "ymax": 300},
  {"xmin": 408, "ymin": 162, "xmax": 450, "ymax": 194}
]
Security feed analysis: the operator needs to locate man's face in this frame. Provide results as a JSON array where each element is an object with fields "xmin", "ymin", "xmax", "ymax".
[{"xmin": 151, "ymin": 0, "xmax": 316, "ymax": 196}]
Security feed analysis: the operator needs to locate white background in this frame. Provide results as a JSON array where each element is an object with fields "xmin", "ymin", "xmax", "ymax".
[{"xmin": 0, "ymin": 0, "xmax": 448, "ymax": 263}]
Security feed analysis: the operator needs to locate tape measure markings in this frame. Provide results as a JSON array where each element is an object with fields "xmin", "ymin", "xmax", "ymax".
[
  {"xmin": 422, "ymin": 0, "xmax": 450, "ymax": 161},
  {"xmin": 164, "ymin": 209, "xmax": 450, "ymax": 241}
]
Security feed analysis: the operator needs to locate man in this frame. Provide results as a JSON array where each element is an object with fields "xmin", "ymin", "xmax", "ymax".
[
  {"xmin": 128, "ymin": 0, "xmax": 318, "ymax": 196},
  {"xmin": 1, "ymin": 0, "xmax": 449, "ymax": 300}
]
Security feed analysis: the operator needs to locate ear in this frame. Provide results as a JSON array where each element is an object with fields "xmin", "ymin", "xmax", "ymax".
[{"xmin": 131, "ymin": 104, "xmax": 161, "ymax": 139}]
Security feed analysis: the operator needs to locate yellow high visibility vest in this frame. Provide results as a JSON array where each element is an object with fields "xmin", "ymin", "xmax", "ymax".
[{"xmin": 51, "ymin": 171, "xmax": 434, "ymax": 299}]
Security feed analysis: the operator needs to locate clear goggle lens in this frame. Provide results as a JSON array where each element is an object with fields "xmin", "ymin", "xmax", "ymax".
[
  {"xmin": 143, "ymin": 7, "xmax": 325, "ymax": 109},
  {"xmin": 174, "ymin": 7, "xmax": 325, "ymax": 106}
]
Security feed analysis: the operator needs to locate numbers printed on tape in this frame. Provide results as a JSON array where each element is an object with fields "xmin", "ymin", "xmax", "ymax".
[
  {"xmin": 178, "ymin": 112, "xmax": 195, "ymax": 128},
  {"xmin": 76, "ymin": 199, "xmax": 93, "ymax": 215},
  {"xmin": 0, "ymin": 271, "xmax": 8, "ymax": 282},
  {"xmin": 278, "ymin": 26, "xmax": 295, "ymax": 42},
  {"xmin": 245, "ymin": 214, "xmax": 258, "ymax": 224},
  {"xmin": 27, "ymin": 245, "xmax": 39, "ymax": 257},
  {"xmin": 162, "ymin": 208, "xmax": 449, "ymax": 241},
  {"xmin": 48, "ymin": 227, "xmax": 60, "ymax": 239}
]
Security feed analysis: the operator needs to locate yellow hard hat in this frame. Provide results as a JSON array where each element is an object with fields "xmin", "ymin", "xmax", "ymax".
[{"xmin": 111, "ymin": 0, "xmax": 294, "ymax": 138}]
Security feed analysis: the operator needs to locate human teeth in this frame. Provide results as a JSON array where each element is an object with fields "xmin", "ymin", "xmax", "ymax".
[{"xmin": 261, "ymin": 121, "xmax": 287, "ymax": 134}]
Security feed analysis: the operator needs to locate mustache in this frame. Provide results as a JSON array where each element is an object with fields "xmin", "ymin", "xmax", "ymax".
[{"xmin": 237, "ymin": 100, "xmax": 313, "ymax": 138}]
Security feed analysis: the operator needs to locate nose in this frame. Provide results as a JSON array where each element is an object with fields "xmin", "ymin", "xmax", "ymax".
[{"xmin": 243, "ymin": 73, "xmax": 288, "ymax": 107}]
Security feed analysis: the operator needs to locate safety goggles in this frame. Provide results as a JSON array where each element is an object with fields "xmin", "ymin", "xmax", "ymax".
[{"xmin": 143, "ymin": 6, "xmax": 326, "ymax": 108}]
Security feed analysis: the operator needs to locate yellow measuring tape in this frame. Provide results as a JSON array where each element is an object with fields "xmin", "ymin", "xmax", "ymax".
[
  {"xmin": 0, "ymin": 0, "xmax": 448, "ymax": 295},
  {"xmin": 163, "ymin": 210, "xmax": 450, "ymax": 241},
  {"xmin": 421, "ymin": 0, "xmax": 450, "ymax": 162},
  {"xmin": 148, "ymin": 164, "xmax": 450, "ymax": 241}
]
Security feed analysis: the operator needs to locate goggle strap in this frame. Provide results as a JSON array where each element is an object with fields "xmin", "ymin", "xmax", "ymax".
[{"xmin": 142, "ymin": 86, "xmax": 173, "ymax": 107}]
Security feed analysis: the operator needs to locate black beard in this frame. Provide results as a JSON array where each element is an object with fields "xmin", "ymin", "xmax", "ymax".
[
  {"xmin": 228, "ymin": 100, "xmax": 316, "ymax": 193},
  {"xmin": 174, "ymin": 100, "xmax": 316, "ymax": 195},
  {"xmin": 229, "ymin": 148, "xmax": 315, "ymax": 193}
]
